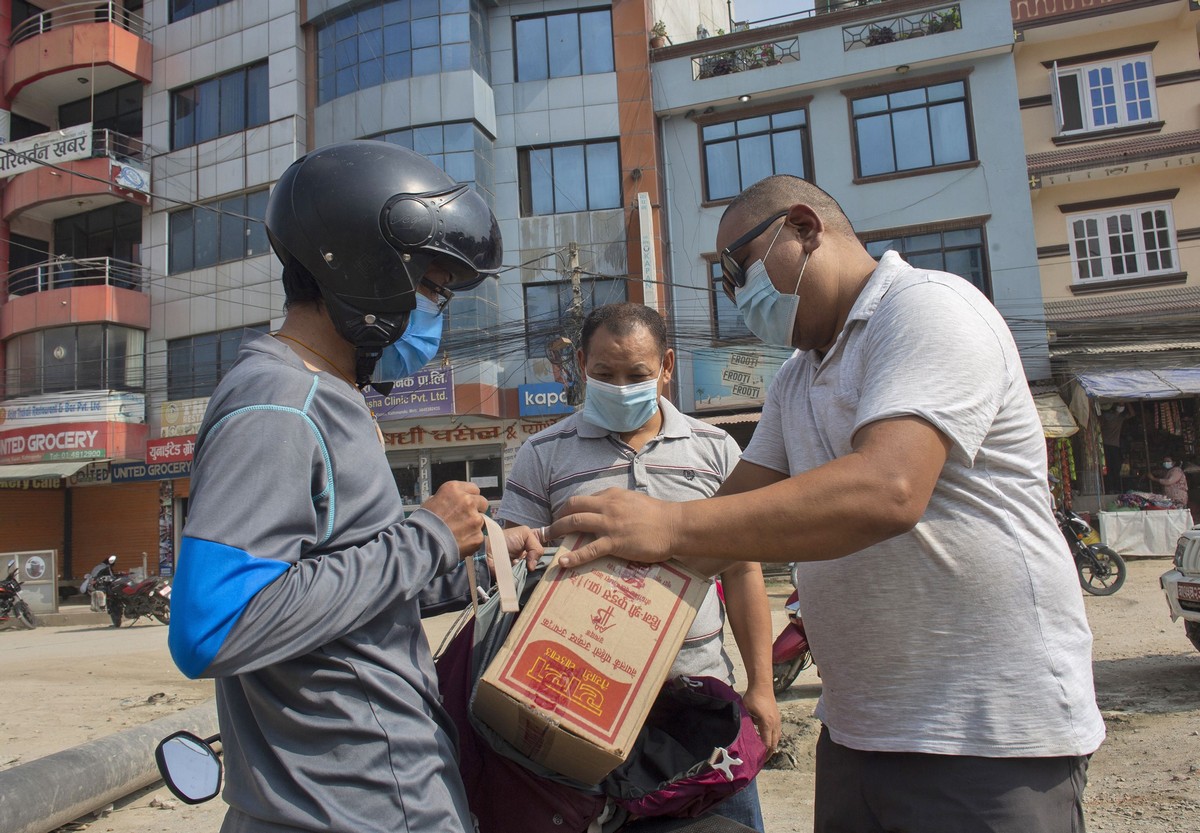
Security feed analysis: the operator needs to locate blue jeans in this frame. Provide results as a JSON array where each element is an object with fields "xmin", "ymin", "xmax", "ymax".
[{"xmin": 710, "ymin": 778, "xmax": 765, "ymax": 832}]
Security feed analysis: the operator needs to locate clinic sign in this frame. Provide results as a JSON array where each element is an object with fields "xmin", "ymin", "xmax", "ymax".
[
  {"xmin": 364, "ymin": 368, "xmax": 455, "ymax": 420},
  {"xmin": 518, "ymin": 383, "xmax": 574, "ymax": 416}
]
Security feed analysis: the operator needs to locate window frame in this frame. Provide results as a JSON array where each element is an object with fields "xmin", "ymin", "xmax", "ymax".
[
  {"xmin": 697, "ymin": 100, "xmax": 814, "ymax": 205},
  {"xmin": 169, "ymin": 0, "xmax": 237, "ymax": 25},
  {"xmin": 1052, "ymin": 54, "xmax": 1157, "ymax": 136},
  {"xmin": 522, "ymin": 277, "xmax": 628, "ymax": 355},
  {"xmin": 517, "ymin": 139, "xmax": 622, "ymax": 217},
  {"xmin": 1066, "ymin": 201, "xmax": 1179, "ymax": 285},
  {"xmin": 512, "ymin": 6, "xmax": 615, "ymax": 83},
  {"xmin": 170, "ymin": 62, "xmax": 269, "ymax": 150},
  {"xmin": 702, "ymin": 256, "xmax": 754, "ymax": 343},
  {"xmin": 861, "ymin": 220, "xmax": 993, "ymax": 300},
  {"xmin": 168, "ymin": 189, "xmax": 270, "ymax": 275},
  {"xmin": 846, "ymin": 72, "xmax": 977, "ymax": 182},
  {"xmin": 166, "ymin": 324, "xmax": 269, "ymax": 401},
  {"xmin": 3, "ymin": 323, "xmax": 146, "ymax": 397}
]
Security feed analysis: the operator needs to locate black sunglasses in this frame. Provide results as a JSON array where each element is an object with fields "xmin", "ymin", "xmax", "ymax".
[
  {"xmin": 420, "ymin": 276, "xmax": 454, "ymax": 312},
  {"xmin": 719, "ymin": 210, "xmax": 790, "ymax": 301}
]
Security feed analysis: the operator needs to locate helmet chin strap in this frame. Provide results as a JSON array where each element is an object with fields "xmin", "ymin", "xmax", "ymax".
[{"xmin": 354, "ymin": 348, "xmax": 394, "ymax": 395}]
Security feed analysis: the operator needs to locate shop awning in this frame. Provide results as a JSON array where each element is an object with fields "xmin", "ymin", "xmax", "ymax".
[
  {"xmin": 0, "ymin": 460, "xmax": 93, "ymax": 481},
  {"xmin": 1033, "ymin": 393, "xmax": 1078, "ymax": 438},
  {"xmin": 1076, "ymin": 368, "xmax": 1200, "ymax": 400},
  {"xmin": 697, "ymin": 412, "xmax": 761, "ymax": 426}
]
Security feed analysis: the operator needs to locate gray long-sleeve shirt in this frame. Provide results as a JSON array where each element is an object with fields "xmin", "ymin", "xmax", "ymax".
[{"xmin": 168, "ymin": 334, "xmax": 470, "ymax": 833}]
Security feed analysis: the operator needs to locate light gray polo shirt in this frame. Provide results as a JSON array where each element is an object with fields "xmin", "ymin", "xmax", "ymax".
[
  {"xmin": 744, "ymin": 251, "xmax": 1105, "ymax": 758},
  {"xmin": 499, "ymin": 398, "xmax": 741, "ymax": 683}
]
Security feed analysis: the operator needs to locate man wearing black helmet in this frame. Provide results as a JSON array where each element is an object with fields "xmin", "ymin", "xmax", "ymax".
[{"xmin": 168, "ymin": 141, "xmax": 542, "ymax": 833}]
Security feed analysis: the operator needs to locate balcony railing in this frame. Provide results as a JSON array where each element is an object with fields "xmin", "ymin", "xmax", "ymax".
[
  {"xmin": 731, "ymin": 0, "xmax": 892, "ymax": 31},
  {"xmin": 90, "ymin": 129, "xmax": 148, "ymax": 164},
  {"xmin": 6, "ymin": 257, "xmax": 146, "ymax": 299},
  {"xmin": 843, "ymin": 4, "xmax": 962, "ymax": 51},
  {"xmin": 9, "ymin": 1, "xmax": 149, "ymax": 47},
  {"xmin": 693, "ymin": 38, "xmax": 801, "ymax": 80}
]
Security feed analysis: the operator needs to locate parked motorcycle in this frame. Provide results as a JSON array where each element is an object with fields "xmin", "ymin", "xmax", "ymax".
[
  {"xmin": 1161, "ymin": 526, "xmax": 1200, "ymax": 653},
  {"xmin": 0, "ymin": 559, "xmax": 38, "ymax": 629},
  {"xmin": 96, "ymin": 572, "xmax": 171, "ymax": 627},
  {"xmin": 1056, "ymin": 506, "xmax": 1127, "ymax": 595},
  {"xmin": 771, "ymin": 563, "xmax": 812, "ymax": 693}
]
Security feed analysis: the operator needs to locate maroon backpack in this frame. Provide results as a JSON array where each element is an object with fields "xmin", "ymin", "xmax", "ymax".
[{"xmin": 434, "ymin": 567, "xmax": 767, "ymax": 833}]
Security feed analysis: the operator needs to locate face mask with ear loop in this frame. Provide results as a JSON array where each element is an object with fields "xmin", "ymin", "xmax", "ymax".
[
  {"xmin": 734, "ymin": 220, "xmax": 810, "ymax": 348},
  {"xmin": 378, "ymin": 293, "xmax": 445, "ymax": 380}
]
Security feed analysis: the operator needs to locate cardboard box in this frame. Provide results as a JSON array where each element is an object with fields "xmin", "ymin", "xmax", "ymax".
[{"xmin": 473, "ymin": 534, "xmax": 711, "ymax": 785}]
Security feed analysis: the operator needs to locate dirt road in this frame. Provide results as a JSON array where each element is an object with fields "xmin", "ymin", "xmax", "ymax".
[{"xmin": 2, "ymin": 559, "xmax": 1197, "ymax": 832}]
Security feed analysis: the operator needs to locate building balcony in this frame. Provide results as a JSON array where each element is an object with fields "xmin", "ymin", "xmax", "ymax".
[
  {"xmin": 5, "ymin": 2, "xmax": 151, "ymax": 107},
  {"xmin": 1, "ymin": 258, "xmax": 151, "ymax": 339},
  {"xmin": 2, "ymin": 128, "xmax": 151, "ymax": 223}
]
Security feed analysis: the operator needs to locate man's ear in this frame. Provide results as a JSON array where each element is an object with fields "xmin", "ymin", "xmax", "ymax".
[
  {"xmin": 785, "ymin": 203, "xmax": 823, "ymax": 250},
  {"xmin": 576, "ymin": 348, "xmax": 587, "ymax": 375},
  {"xmin": 661, "ymin": 348, "xmax": 675, "ymax": 385}
]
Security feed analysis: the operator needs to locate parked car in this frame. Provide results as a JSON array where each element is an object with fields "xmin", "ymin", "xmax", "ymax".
[{"xmin": 1160, "ymin": 526, "xmax": 1200, "ymax": 652}]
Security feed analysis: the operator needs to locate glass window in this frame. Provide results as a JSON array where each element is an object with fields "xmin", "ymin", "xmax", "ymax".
[
  {"xmin": 514, "ymin": 8, "xmax": 613, "ymax": 82},
  {"xmin": 170, "ymin": 63, "xmax": 269, "ymax": 150},
  {"xmin": 1053, "ymin": 56, "xmax": 1156, "ymax": 135},
  {"xmin": 518, "ymin": 140, "xmax": 621, "ymax": 216},
  {"xmin": 709, "ymin": 261, "xmax": 752, "ymax": 341},
  {"xmin": 167, "ymin": 324, "xmax": 269, "ymax": 400},
  {"xmin": 316, "ymin": 0, "xmax": 491, "ymax": 104},
  {"xmin": 3, "ymin": 325, "xmax": 147, "ymax": 397},
  {"xmin": 168, "ymin": 189, "xmax": 269, "ymax": 274},
  {"xmin": 702, "ymin": 108, "xmax": 811, "ymax": 202},
  {"xmin": 851, "ymin": 81, "xmax": 973, "ymax": 178},
  {"xmin": 170, "ymin": 0, "xmax": 235, "ymax": 24},
  {"xmin": 865, "ymin": 225, "xmax": 990, "ymax": 298},
  {"xmin": 1066, "ymin": 202, "xmax": 1177, "ymax": 283},
  {"xmin": 523, "ymin": 278, "xmax": 627, "ymax": 354}
]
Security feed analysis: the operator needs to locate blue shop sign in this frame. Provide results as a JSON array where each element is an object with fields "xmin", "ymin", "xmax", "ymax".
[
  {"xmin": 110, "ymin": 460, "xmax": 192, "ymax": 483},
  {"xmin": 518, "ymin": 383, "xmax": 573, "ymax": 416}
]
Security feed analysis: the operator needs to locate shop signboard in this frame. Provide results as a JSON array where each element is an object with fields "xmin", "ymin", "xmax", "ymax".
[
  {"xmin": 383, "ymin": 417, "xmax": 564, "ymax": 451},
  {"xmin": 0, "ymin": 123, "xmax": 92, "ymax": 179},
  {"xmin": 147, "ymin": 435, "xmax": 196, "ymax": 464},
  {"xmin": 0, "ymin": 392, "xmax": 144, "ymax": 427},
  {"xmin": 160, "ymin": 397, "xmax": 209, "ymax": 438},
  {"xmin": 691, "ymin": 347, "xmax": 789, "ymax": 411},
  {"xmin": 365, "ymin": 367, "xmax": 455, "ymax": 420},
  {"xmin": 68, "ymin": 462, "xmax": 112, "ymax": 487},
  {"xmin": 518, "ymin": 383, "xmax": 573, "ymax": 416},
  {"xmin": 0, "ymin": 423, "xmax": 108, "ymax": 464},
  {"xmin": 111, "ymin": 460, "xmax": 192, "ymax": 483}
]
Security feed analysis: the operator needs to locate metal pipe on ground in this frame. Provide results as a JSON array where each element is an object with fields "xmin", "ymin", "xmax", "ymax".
[{"xmin": 0, "ymin": 700, "xmax": 218, "ymax": 833}]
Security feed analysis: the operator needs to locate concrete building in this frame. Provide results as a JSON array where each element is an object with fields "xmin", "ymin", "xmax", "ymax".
[
  {"xmin": 1014, "ymin": 0, "xmax": 1200, "ymax": 522},
  {"xmin": 0, "ymin": 0, "xmax": 721, "ymax": 588},
  {"xmin": 651, "ymin": 0, "xmax": 1048, "ymax": 444}
]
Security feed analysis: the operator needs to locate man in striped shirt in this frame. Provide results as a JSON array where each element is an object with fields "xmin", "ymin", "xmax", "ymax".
[{"xmin": 499, "ymin": 303, "xmax": 777, "ymax": 831}]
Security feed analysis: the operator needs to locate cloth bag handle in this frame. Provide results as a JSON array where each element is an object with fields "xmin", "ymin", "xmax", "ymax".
[{"xmin": 465, "ymin": 516, "xmax": 520, "ymax": 615}]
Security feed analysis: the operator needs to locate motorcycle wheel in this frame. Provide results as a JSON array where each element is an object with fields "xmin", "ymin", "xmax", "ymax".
[
  {"xmin": 14, "ymin": 600, "xmax": 37, "ymax": 630},
  {"xmin": 772, "ymin": 652, "xmax": 812, "ymax": 694},
  {"xmin": 1185, "ymin": 621, "xmax": 1200, "ymax": 654},
  {"xmin": 154, "ymin": 601, "xmax": 170, "ymax": 625},
  {"xmin": 108, "ymin": 599, "xmax": 124, "ymax": 628},
  {"xmin": 1077, "ymin": 545, "xmax": 1127, "ymax": 596}
]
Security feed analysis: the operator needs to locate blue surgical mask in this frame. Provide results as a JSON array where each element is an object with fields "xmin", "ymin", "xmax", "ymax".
[
  {"xmin": 734, "ymin": 222, "xmax": 809, "ymax": 348},
  {"xmin": 379, "ymin": 294, "xmax": 443, "ymax": 379},
  {"xmin": 581, "ymin": 375, "xmax": 660, "ymax": 433}
]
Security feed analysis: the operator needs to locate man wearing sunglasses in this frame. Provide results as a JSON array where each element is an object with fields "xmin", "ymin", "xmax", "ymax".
[{"xmin": 548, "ymin": 174, "xmax": 1104, "ymax": 832}]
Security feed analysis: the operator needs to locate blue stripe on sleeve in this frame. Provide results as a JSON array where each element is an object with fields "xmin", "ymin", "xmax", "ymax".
[{"xmin": 168, "ymin": 536, "xmax": 289, "ymax": 679}]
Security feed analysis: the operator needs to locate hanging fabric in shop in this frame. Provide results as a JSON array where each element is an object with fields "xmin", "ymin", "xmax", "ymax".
[{"xmin": 1033, "ymin": 393, "xmax": 1078, "ymax": 438}]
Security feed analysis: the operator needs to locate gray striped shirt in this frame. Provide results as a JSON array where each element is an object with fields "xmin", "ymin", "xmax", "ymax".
[{"xmin": 498, "ymin": 398, "xmax": 741, "ymax": 683}]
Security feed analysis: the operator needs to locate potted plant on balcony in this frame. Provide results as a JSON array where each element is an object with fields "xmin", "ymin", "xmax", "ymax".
[
  {"xmin": 866, "ymin": 25, "xmax": 896, "ymax": 46},
  {"xmin": 928, "ymin": 8, "xmax": 961, "ymax": 34},
  {"xmin": 650, "ymin": 20, "xmax": 668, "ymax": 49}
]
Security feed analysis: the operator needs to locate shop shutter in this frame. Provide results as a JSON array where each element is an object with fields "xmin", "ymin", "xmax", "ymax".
[
  {"xmin": 0, "ymin": 488, "xmax": 66, "ymax": 557},
  {"xmin": 71, "ymin": 482, "xmax": 161, "ymax": 577}
]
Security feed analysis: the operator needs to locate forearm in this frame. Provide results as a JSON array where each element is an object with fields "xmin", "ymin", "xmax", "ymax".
[
  {"xmin": 721, "ymin": 563, "xmax": 775, "ymax": 692},
  {"xmin": 673, "ymin": 452, "xmax": 922, "ymax": 565}
]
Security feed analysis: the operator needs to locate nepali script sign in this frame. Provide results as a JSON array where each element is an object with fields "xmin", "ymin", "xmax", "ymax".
[
  {"xmin": 364, "ymin": 367, "xmax": 455, "ymax": 420},
  {"xmin": 0, "ymin": 123, "xmax": 92, "ymax": 179}
]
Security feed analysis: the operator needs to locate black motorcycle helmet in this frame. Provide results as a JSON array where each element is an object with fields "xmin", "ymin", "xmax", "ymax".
[{"xmin": 265, "ymin": 140, "xmax": 502, "ymax": 386}]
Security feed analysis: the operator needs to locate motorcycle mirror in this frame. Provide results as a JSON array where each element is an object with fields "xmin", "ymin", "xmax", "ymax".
[{"xmin": 155, "ymin": 731, "xmax": 222, "ymax": 805}]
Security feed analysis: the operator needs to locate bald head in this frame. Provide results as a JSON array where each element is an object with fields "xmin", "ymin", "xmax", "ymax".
[{"xmin": 722, "ymin": 175, "xmax": 855, "ymax": 238}]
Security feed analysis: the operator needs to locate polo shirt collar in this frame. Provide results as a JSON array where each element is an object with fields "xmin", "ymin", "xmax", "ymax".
[
  {"xmin": 796, "ymin": 250, "xmax": 909, "ymax": 368},
  {"xmin": 577, "ymin": 396, "xmax": 692, "ymax": 440}
]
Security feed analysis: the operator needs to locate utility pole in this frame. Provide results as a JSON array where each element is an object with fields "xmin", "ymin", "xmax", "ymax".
[{"xmin": 567, "ymin": 241, "xmax": 582, "ymax": 344}]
